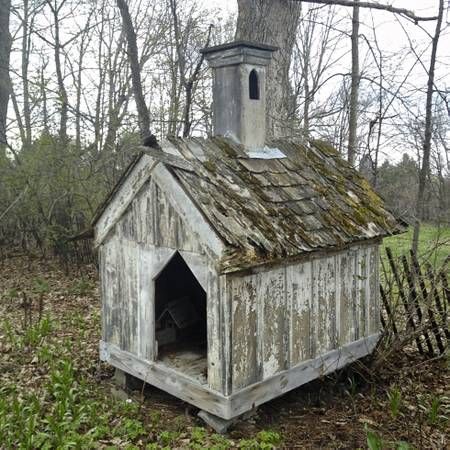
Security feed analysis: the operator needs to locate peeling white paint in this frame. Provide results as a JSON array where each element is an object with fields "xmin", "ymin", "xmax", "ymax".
[
  {"xmin": 245, "ymin": 147, "xmax": 286, "ymax": 159},
  {"xmin": 347, "ymin": 190, "xmax": 359, "ymax": 203}
]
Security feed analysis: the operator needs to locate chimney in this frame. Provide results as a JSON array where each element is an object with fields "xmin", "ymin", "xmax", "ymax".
[{"xmin": 201, "ymin": 41, "xmax": 277, "ymax": 149}]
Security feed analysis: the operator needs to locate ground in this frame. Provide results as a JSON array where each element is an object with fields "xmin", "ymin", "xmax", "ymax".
[
  {"xmin": 383, "ymin": 224, "xmax": 450, "ymax": 270},
  {"xmin": 0, "ymin": 227, "xmax": 449, "ymax": 449}
]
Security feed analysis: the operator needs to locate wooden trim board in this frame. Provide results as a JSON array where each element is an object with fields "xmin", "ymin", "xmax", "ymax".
[
  {"xmin": 100, "ymin": 341, "xmax": 230, "ymax": 417},
  {"xmin": 229, "ymin": 332, "xmax": 380, "ymax": 418},
  {"xmin": 95, "ymin": 155, "xmax": 157, "ymax": 247},
  {"xmin": 152, "ymin": 164, "xmax": 225, "ymax": 259},
  {"xmin": 100, "ymin": 333, "xmax": 380, "ymax": 420}
]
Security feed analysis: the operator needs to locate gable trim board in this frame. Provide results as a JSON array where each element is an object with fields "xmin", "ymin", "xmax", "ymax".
[
  {"xmin": 95, "ymin": 154, "xmax": 157, "ymax": 247},
  {"xmin": 152, "ymin": 164, "xmax": 225, "ymax": 259}
]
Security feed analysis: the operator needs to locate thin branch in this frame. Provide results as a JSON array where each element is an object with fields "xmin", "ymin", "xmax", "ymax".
[{"xmin": 296, "ymin": 0, "xmax": 438, "ymax": 23}]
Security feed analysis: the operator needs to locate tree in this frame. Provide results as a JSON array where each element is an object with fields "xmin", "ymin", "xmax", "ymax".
[
  {"xmin": 117, "ymin": 0, "xmax": 151, "ymax": 139},
  {"xmin": 347, "ymin": 0, "xmax": 359, "ymax": 165},
  {"xmin": 235, "ymin": 0, "xmax": 301, "ymax": 138},
  {"xmin": 0, "ymin": 0, "xmax": 11, "ymax": 152},
  {"xmin": 412, "ymin": 0, "xmax": 445, "ymax": 254},
  {"xmin": 168, "ymin": 0, "xmax": 212, "ymax": 137}
]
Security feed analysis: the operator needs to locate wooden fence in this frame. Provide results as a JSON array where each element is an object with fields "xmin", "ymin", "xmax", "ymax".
[{"xmin": 380, "ymin": 247, "xmax": 449, "ymax": 357}]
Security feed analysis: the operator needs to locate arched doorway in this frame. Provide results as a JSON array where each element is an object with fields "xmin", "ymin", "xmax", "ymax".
[{"xmin": 154, "ymin": 252, "xmax": 207, "ymax": 383}]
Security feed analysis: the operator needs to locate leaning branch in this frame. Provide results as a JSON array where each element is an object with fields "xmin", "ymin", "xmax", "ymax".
[
  {"xmin": 116, "ymin": 0, "xmax": 151, "ymax": 138},
  {"xmin": 296, "ymin": 0, "xmax": 438, "ymax": 23}
]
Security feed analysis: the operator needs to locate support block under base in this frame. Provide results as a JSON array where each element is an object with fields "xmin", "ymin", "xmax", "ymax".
[
  {"xmin": 112, "ymin": 368, "xmax": 144, "ymax": 392},
  {"xmin": 198, "ymin": 409, "xmax": 256, "ymax": 434}
]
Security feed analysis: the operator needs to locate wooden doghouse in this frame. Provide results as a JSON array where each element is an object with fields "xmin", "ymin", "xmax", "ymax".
[{"xmin": 94, "ymin": 41, "xmax": 405, "ymax": 429}]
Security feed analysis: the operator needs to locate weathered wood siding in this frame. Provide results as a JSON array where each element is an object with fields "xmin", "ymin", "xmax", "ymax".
[
  {"xmin": 98, "ymin": 173, "xmax": 224, "ymax": 392},
  {"xmin": 227, "ymin": 243, "xmax": 380, "ymax": 393}
]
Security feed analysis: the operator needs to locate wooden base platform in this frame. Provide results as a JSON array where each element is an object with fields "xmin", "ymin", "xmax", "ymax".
[
  {"xmin": 100, "ymin": 333, "xmax": 380, "ymax": 420},
  {"xmin": 159, "ymin": 346, "xmax": 207, "ymax": 385}
]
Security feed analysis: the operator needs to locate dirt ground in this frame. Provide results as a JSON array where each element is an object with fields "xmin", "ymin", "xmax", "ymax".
[{"xmin": 0, "ymin": 254, "xmax": 448, "ymax": 448}]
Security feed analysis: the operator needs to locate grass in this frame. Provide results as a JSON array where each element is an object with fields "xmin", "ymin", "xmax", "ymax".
[{"xmin": 382, "ymin": 223, "xmax": 450, "ymax": 269}]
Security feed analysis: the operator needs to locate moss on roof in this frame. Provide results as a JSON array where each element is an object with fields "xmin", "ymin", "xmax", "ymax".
[{"xmin": 160, "ymin": 136, "xmax": 406, "ymax": 270}]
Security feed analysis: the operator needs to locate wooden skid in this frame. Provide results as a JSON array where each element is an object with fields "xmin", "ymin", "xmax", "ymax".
[{"xmin": 100, "ymin": 334, "xmax": 379, "ymax": 420}]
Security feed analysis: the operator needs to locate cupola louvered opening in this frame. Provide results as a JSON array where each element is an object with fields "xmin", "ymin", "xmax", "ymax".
[{"xmin": 249, "ymin": 69, "xmax": 259, "ymax": 100}]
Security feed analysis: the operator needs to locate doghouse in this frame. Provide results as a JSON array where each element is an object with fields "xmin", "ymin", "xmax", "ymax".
[{"xmin": 94, "ymin": 41, "xmax": 404, "ymax": 430}]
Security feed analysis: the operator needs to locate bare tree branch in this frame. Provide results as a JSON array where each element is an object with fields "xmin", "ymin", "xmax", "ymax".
[
  {"xmin": 296, "ymin": 0, "xmax": 439, "ymax": 23},
  {"xmin": 116, "ymin": 0, "xmax": 151, "ymax": 139}
]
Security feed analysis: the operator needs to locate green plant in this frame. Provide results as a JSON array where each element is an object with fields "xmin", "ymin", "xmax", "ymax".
[
  {"xmin": 5, "ymin": 287, "xmax": 19, "ymax": 301},
  {"xmin": 116, "ymin": 418, "xmax": 146, "ymax": 440},
  {"xmin": 69, "ymin": 277, "xmax": 94, "ymax": 296},
  {"xmin": 238, "ymin": 430, "xmax": 282, "ymax": 449},
  {"xmin": 37, "ymin": 344, "xmax": 54, "ymax": 365},
  {"xmin": 32, "ymin": 277, "xmax": 49, "ymax": 295},
  {"xmin": 424, "ymin": 394, "xmax": 449, "ymax": 426},
  {"xmin": 387, "ymin": 386, "xmax": 402, "ymax": 419},
  {"xmin": 159, "ymin": 430, "xmax": 179, "ymax": 447},
  {"xmin": 366, "ymin": 426, "xmax": 383, "ymax": 450},
  {"xmin": 190, "ymin": 426, "xmax": 207, "ymax": 442},
  {"xmin": 2, "ymin": 319, "xmax": 19, "ymax": 349},
  {"xmin": 396, "ymin": 442, "xmax": 411, "ymax": 450},
  {"xmin": 346, "ymin": 375, "xmax": 358, "ymax": 399},
  {"xmin": 210, "ymin": 433, "xmax": 233, "ymax": 449},
  {"xmin": 22, "ymin": 315, "xmax": 52, "ymax": 348},
  {"xmin": 149, "ymin": 410, "xmax": 161, "ymax": 426}
]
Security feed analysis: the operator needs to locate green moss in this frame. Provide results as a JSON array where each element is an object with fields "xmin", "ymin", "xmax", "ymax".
[
  {"xmin": 203, "ymin": 160, "xmax": 217, "ymax": 173},
  {"xmin": 310, "ymin": 139, "xmax": 340, "ymax": 156},
  {"xmin": 213, "ymin": 137, "xmax": 238, "ymax": 158}
]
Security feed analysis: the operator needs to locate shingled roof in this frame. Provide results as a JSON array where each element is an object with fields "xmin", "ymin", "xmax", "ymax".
[{"xmin": 140, "ymin": 136, "xmax": 405, "ymax": 270}]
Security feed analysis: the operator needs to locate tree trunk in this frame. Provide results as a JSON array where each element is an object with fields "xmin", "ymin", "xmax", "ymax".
[
  {"xmin": 117, "ymin": 0, "xmax": 151, "ymax": 139},
  {"xmin": 412, "ymin": 0, "xmax": 444, "ymax": 255},
  {"xmin": 40, "ymin": 63, "xmax": 49, "ymax": 134},
  {"xmin": 47, "ymin": 1, "xmax": 69, "ymax": 145},
  {"xmin": 347, "ymin": 0, "xmax": 359, "ymax": 166},
  {"xmin": 21, "ymin": 0, "xmax": 32, "ymax": 149},
  {"xmin": 235, "ymin": 0, "xmax": 301, "ymax": 138},
  {"xmin": 0, "ymin": 0, "xmax": 11, "ymax": 152}
]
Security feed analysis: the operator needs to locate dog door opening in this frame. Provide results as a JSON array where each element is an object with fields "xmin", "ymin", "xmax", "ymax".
[{"xmin": 154, "ymin": 252, "xmax": 207, "ymax": 383}]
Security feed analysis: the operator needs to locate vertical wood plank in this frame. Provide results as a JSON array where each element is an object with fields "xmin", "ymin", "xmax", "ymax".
[
  {"xmin": 138, "ymin": 245, "xmax": 154, "ymax": 361},
  {"xmin": 99, "ymin": 245, "xmax": 105, "ymax": 341},
  {"xmin": 313, "ymin": 256, "xmax": 336, "ymax": 355},
  {"xmin": 108, "ymin": 237, "xmax": 120, "ymax": 346},
  {"xmin": 206, "ymin": 261, "xmax": 222, "ymax": 392},
  {"xmin": 286, "ymin": 262, "xmax": 312, "ymax": 366},
  {"xmin": 154, "ymin": 182, "xmax": 178, "ymax": 249},
  {"xmin": 335, "ymin": 254, "xmax": 341, "ymax": 346},
  {"xmin": 368, "ymin": 245, "xmax": 380, "ymax": 335},
  {"xmin": 339, "ymin": 249, "xmax": 356, "ymax": 345},
  {"xmin": 357, "ymin": 246, "xmax": 368, "ymax": 338},
  {"xmin": 231, "ymin": 274, "xmax": 258, "ymax": 390},
  {"xmin": 259, "ymin": 267, "xmax": 287, "ymax": 379},
  {"xmin": 221, "ymin": 275, "xmax": 232, "ymax": 396}
]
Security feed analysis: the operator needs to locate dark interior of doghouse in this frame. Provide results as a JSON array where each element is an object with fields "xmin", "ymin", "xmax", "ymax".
[{"xmin": 154, "ymin": 252, "xmax": 207, "ymax": 383}]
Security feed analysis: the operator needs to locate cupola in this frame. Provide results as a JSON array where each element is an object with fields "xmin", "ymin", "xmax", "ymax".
[{"xmin": 201, "ymin": 41, "xmax": 277, "ymax": 149}]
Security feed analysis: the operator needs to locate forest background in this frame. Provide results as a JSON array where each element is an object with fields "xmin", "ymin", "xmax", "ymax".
[{"xmin": 0, "ymin": 0, "xmax": 448, "ymax": 259}]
